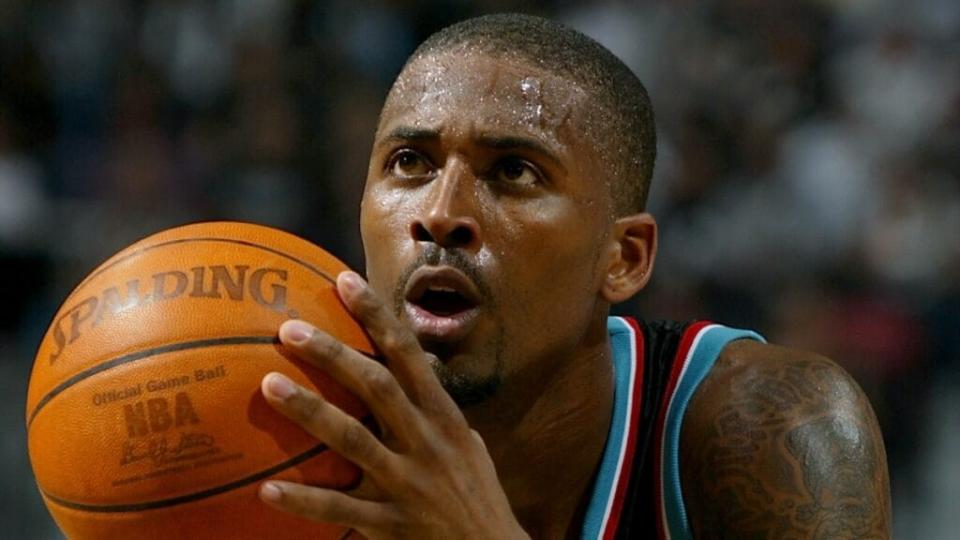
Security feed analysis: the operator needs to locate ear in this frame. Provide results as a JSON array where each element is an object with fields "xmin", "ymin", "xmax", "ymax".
[{"xmin": 601, "ymin": 213, "xmax": 657, "ymax": 304}]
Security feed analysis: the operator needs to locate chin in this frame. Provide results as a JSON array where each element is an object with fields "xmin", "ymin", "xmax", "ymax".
[
  {"xmin": 436, "ymin": 367, "xmax": 502, "ymax": 409},
  {"xmin": 420, "ymin": 343, "xmax": 503, "ymax": 408}
]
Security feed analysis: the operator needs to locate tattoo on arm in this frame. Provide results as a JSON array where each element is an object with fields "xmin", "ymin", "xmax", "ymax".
[{"xmin": 681, "ymin": 346, "xmax": 892, "ymax": 539}]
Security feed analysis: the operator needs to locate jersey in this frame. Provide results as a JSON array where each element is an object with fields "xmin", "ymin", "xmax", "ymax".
[{"xmin": 579, "ymin": 317, "xmax": 765, "ymax": 540}]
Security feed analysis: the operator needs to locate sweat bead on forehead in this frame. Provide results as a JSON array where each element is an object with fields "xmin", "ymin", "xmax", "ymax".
[
  {"xmin": 378, "ymin": 13, "xmax": 657, "ymax": 217},
  {"xmin": 381, "ymin": 51, "xmax": 586, "ymax": 161}
]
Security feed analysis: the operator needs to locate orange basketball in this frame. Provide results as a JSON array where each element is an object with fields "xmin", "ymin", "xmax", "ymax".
[{"xmin": 26, "ymin": 221, "xmax": 372, "ymax": 539}]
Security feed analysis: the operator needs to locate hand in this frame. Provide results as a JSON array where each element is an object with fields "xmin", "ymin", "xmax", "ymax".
[{"xmin": 258, "ymin": 271, "xmax": 528, "ymax": 540}]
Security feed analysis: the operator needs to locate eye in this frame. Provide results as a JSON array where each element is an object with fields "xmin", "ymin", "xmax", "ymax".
[
  {"xmin": 388, "ymin": 150, "xmax": 433, "ymax": 179},
  {"xmin": 492, "ymin": 157, "xmax": 540, "ymax": 187}
]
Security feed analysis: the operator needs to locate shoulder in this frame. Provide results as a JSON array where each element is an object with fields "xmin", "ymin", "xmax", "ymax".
[
  {"xmin": 679, "ymin": 340, "xmax": 892, "ymax": 539},
  {"xmin": 688, "ymin": 340, "xmax": 867, "ymax": 422}
]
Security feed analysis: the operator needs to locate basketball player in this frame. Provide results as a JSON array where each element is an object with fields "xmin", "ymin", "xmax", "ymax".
[{"xmin": 257, "ymin": 14, "xmax": 891, "ymax": 539}]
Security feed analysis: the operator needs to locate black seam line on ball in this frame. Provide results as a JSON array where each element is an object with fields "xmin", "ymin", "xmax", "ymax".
[
  {"xmin": 41, "ymin": 442, "xmax": 331, "ymax": 513},
  {"xmin": 69, "ymin": 237, "xmax": 337, "ymax": 303},
  {"xmin": 27, "ymin": 336, "xmax": 279, "ymax": 428}
]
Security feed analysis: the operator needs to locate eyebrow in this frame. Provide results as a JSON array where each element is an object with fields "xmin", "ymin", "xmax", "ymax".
[
  {"xmin": 380, "ymin": 126, "xmax": 440, "ymax": 144},
  {"xmin": 475, "ymin": 134, "xmax": 566, "ymax": 172},
  {"xmin": 379, "ymin": 126, "xmax": 567, "ymax": 173}
]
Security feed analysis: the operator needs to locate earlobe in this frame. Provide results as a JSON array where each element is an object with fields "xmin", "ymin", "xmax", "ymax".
[{"xmin": 601, "ymin": 213, "xmax": 657, "ymax": 303}]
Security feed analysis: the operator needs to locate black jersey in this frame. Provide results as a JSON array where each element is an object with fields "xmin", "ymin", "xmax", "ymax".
[{"xmin": 579, "ymin": 317, "xmax": 763, "ymax": 540}]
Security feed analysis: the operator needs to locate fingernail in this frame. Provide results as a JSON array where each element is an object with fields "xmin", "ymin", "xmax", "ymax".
[
  {"xmin": 338, "ymin": 271, "xmax": 363, "ymax": 294},
  {"xmin": 260, "ymin": 482, "xmax": 282, "ymax": 502},
  {"xmin": 265, "ymin": 372, "xmax": 296, "ymax": 400},
  {"xmin": 280, "ymin": 320, "xmax": 313, "ymax": 344}
]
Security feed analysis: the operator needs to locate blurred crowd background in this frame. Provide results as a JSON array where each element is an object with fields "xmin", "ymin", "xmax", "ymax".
[{"xmin": 2, "ymin": 0, "xmax": 957, "ymax": 537}]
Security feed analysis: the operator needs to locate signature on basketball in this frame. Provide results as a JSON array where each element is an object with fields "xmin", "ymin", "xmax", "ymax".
[{"xmin": 120, "ymin": 432, "xmax": 217, "ymax": 467}]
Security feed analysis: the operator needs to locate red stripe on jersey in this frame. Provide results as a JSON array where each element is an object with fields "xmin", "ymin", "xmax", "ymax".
[
  {"xmin": 601, "ymin": 316, "xmax": 646, "ymax": 540},
  {"xmin": 653, "ymin": 320, "xmax": 712, "ymax": 540}
]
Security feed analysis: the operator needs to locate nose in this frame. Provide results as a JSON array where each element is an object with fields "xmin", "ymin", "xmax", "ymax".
[{"xmin": 410, "ymin": 161, "xmax": 482, "ymax": 252}]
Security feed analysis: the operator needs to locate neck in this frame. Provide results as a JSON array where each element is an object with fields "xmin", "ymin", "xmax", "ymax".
[{"xmin": 464, "ymin": 318, "xmax": 615, "ymax": 539}]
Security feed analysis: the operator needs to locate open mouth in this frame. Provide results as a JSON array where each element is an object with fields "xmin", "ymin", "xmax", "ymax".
[
  {"xmin": 403, "ymin": 267, "xmax": 483, "ymax": 342},
  {"xmin": 414, "ymin": 287, "xmax": 477, "ymax": 316}
]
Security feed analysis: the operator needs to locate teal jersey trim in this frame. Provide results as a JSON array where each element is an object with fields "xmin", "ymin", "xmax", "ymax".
[
  {"xmin": 661, "ymin": 325, "xmax": 764, "ymax": 539},
  {"xmin": 580, "ymin": 317, "xmax": 638, "ymax": 539}
]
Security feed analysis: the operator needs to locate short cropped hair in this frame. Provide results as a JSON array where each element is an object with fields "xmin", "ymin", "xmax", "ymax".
[{"xmin": 399, "ymin": 13, "xmax": 656, "ymax": 215}]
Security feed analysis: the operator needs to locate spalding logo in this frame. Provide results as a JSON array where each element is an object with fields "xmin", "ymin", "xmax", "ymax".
[{"xmin": 48, "ymin": 265, "xmax": 289, "ymax": 364}]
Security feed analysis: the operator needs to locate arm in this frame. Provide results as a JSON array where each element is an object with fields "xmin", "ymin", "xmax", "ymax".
[{"xmin": 680, "ymin": 340, "xmax": 892, "ymax": 539}]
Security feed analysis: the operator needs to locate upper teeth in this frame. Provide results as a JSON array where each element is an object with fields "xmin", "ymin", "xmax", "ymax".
[{"xmin": 429, "ymin": 286, "xmax": 456, "ymax": 292}]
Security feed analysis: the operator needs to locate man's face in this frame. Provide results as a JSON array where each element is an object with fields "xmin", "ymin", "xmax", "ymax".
[{"xmin": 360, "ymin": 51, "xmax": 613, "ymax": 406}]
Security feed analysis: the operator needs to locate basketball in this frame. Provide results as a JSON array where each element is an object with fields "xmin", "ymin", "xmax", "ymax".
[{"xmin": 25, "ymin": 221, "xmax": 372, "ymax": 539}]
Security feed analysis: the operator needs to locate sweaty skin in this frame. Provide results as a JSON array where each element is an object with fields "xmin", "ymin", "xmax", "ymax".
[
  {"xmin": 257, "ymin": 50, "xmax": 891, "ymax": 539},
  {"xmin": 359, "ymin": 52, "xmax": 663, "ymax": 536},
  {"xmin": 681, "ymin": 341, "xmax": 891, "ymax": 539},
  {"xmin": 364, "ymin": 52, "xmax": 607, "ymax": 399}
]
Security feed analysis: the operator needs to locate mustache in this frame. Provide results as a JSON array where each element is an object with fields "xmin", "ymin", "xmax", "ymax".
[{"xmin": 392, "ymin": 245, "xmax": 492, "ymax": 316}]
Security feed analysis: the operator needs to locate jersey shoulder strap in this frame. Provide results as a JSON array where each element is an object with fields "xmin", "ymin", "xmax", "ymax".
[
  {"xmin": 654, "ymin": 322, "xmax": 765, "ymax": 540},
  {"xmin": 580, "ymin": 316, "xmax": 645, "ymax": 540},
  {"xmin": 580, "ymin": 318, "xmax": 764, "ymax": 540}
]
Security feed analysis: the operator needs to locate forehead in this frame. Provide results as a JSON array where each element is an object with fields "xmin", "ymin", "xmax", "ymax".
[{"xmin": 378, "ymin": 52, "xmax": 590, "ymax": 147}]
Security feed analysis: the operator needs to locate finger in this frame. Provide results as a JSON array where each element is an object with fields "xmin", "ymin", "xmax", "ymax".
[
  {"xmin": 262, "ymin": 372, "xmax": 396, "ymax": 476},
  {"xmin": 278, "ymin": 320, "xmax": 423, "ymax": 444},
  {"xmin": 260, "ymin": 480, "xmax": 396, "ymax": 531},
  {"xmin": 341, "ymin": 470, "xmax": 389, "ymax": 505},
  {"xmin": 336, "ymin": 271, "xmax": 440, "ymax": 398}
]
